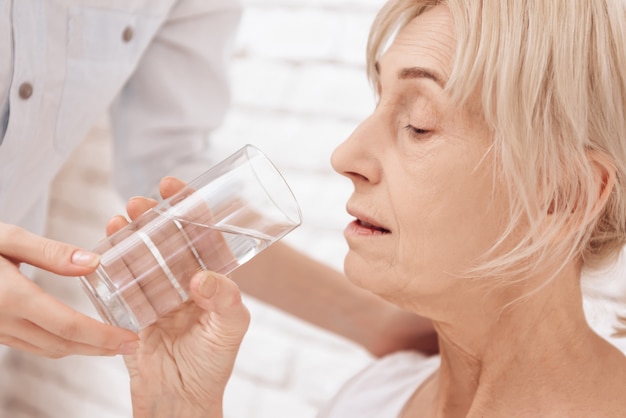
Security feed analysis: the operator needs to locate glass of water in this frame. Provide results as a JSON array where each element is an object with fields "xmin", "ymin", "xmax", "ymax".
[{"xmin": 79, "ymin": 145, "xmax": 302, "ymax": 332}]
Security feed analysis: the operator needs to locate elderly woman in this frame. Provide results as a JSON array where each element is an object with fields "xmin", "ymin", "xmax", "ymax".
[{"xmin": 119, "ymin": 0, "xmax": 626, "ymax": 416}]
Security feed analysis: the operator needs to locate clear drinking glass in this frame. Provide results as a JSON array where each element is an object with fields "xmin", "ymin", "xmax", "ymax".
[{"xmin": 79, "ymin": 145, "xmax": 302, "ymax": 332}]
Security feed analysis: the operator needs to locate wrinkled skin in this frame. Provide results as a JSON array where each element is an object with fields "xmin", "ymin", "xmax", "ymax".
[{"xmin": 109, "ymin": 177, "xmax": 250, "ymax": 418}]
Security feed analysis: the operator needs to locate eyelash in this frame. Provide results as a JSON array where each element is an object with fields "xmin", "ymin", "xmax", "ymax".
[{"xmin": 403, "ymin": 124, "xmax": 430, "ymax": 138}]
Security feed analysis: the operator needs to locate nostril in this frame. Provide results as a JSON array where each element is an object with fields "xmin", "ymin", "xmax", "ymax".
[{"xmin": 346, "ymin": 171, "xmax": 370, "ymax": 183}]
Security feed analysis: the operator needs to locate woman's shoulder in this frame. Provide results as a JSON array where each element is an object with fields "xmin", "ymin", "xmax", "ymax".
[{"xmin": 317, "ymin": 351, "xmax": 440, "ymax": 418}]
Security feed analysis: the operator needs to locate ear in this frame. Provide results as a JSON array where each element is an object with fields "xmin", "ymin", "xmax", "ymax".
[
  {"xmin": 584, "ymin": 149, "xmax": 616, "ymax": 225},
  {"xmin": 545, "ymin": 149, "xmax": 616, "ymax": 242}
]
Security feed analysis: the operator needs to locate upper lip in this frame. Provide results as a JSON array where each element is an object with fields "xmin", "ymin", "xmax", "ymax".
[{"xmin": 346, "ymin": 206, "xmax": 390, "ymax": 232}]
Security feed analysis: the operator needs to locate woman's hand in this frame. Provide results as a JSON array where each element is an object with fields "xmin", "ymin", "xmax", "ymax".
[
  {"xmin": 124, "ymin": 270, "xmax": 250, "ymax": 418},
  {"xmin": 0, "ymin": 223, "xmax": 139, "ymax": 357},
  {"xmin": 112, "ymin": 177, "xmax": 250, "ymax": 418}
]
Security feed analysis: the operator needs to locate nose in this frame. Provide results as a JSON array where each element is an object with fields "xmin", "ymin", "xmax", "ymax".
[{"xmin": 331, "ymin": 116, "xmax": 382, "ymax": 185}]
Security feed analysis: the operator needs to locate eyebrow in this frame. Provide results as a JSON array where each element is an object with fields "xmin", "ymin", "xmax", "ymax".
[{"xmin": 398, "ymin": 66, "xmax": 446, "ymax": 88}]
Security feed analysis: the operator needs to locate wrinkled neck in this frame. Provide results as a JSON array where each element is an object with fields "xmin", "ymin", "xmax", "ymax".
[{"xmin": 424, "ymin": 263, "xmax": 621, "ymax": 417}]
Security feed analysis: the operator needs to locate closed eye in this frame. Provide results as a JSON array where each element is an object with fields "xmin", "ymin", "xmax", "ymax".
[{"xmin": 404, "ymin": 124, "xmax": 431, "ymax": 138}]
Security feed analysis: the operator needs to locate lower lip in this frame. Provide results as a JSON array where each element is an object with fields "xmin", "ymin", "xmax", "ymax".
[{"xmin": 344, "ymin": 220, "xmax": 390, "ymax": 237}]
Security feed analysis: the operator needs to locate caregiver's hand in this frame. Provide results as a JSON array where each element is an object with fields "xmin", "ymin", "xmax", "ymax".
[
  {"xmin": 0, "ymin": 222, "xmax": 139, "ymax": 357},
  {"xmin": 124, "ymin": 270, "xmax": 250, "ymax": 418}
]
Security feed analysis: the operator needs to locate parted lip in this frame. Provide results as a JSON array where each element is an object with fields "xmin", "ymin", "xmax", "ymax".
[{"xmin": 346, "ymin": 206, "xmax": 391, "ymax": 233}]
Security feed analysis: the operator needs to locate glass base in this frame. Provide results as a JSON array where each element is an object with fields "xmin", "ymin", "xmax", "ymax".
[{"xmin": 79, "ymin": 267, "xmax": 140, "ymax": 333}]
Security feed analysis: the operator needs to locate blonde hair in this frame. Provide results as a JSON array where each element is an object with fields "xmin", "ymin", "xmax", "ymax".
[{"xmin": 367, "ymin": 0, "xmax": 626, "ymax": 282}]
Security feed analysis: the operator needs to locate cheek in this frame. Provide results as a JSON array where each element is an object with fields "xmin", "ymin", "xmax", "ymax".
[{"xmin": 391, "ymin": 160, "xmax": 508, "ymax": 281}]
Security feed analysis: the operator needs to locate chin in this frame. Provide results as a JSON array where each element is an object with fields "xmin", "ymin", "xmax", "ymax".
[
  {"xmin": 343, "ymin": 254, "xmax": 371, "ymax": 288},
  {"xmin": 343, "ymin": 252, "xmax": 391, "ymax": 294}
]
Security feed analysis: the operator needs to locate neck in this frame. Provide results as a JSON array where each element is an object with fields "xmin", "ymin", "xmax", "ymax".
[{"xmin": 417, "ymin": 264, "xmax": 626, "ymax": 417}]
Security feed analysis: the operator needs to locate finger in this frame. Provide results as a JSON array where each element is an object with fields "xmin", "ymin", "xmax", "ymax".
[
  {"xmin": 0, "ymin": 223, "xmax": 100, "ymax": 275},
  {"xmin": 106, "ymin": 214, "xmax": 130, "ymax": 237},
  {"xmin": 189, "ymin": 271, "xmax": 250, "ymax": 344},
  {"xmin": 126, "ymin": 196, "xmax": 158, "ymax": 221},
  {"xmin": 0, "ymin": 317, "xmax": 123, "ymax": 358},
  {"xmin": 20, "ymin": 287, "xmax": 139, "ymax": 351},
  {"xmin": 160, "ymin": 176, "xmax": 187, "ymax": 200},
  {"xmin": 0, "ymin": 334, "xmax": 56, "ymax": 358}
]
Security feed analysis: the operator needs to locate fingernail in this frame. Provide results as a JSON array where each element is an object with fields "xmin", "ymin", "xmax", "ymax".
[
  {"xmin": 129, "ymin": 196, "xmax": 157, "ymax": 204},
  {"xmin": 118, "ymin": 341, "xmax": 140, "ymax": 355},
  {"xmin": 71, "ymin": 250, "xmax": 100, "ymax": 267},
  {"xmin": 198, "ymin": 272, "xmax": 217, "ymax": 298}
]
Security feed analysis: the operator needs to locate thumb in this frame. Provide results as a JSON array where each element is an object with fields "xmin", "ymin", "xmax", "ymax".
[{"xmin": 189, "ymin": 271, "xmax": 250, "ymax": 344}]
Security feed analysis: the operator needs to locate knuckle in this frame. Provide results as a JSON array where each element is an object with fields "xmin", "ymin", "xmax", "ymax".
[
  {"xmin": 49, "ymin": 339, "xmax": 73, "ymax": 359},
  {"xmin": 41, "ymin": 239, "xmax": 65, "ymax": 263},
  {"xmin": 56, "ymin": 316, "xmax": 82, "ymax": 341}
]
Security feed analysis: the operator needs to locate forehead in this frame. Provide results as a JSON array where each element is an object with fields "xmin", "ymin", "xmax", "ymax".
[{"xmin": 379, "ymin": 5, "xmax": 456, "ymax": 82}]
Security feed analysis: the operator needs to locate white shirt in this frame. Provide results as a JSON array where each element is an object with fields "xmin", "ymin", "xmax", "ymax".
[
  {"xmin": 0, "ymin": 0, "xmax": 12, "ymax": 139},
  {"xmin": 318, "ymin": 352, "xmax": 441, "ymax": 418},
  {"xmin": 0, "ymin": 0, "xmax": 242, "ymax": 236}
]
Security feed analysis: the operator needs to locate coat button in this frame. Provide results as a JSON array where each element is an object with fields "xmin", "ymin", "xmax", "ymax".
[
  {"xmin": 18, "ymin": 82, "xmax": 33, "ymax": 100},
  {"xmin": 122, "ymin": 26, "xmax": 134, "ymax": 43}
]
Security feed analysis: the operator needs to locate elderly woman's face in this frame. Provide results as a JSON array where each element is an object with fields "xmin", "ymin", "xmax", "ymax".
[{"xmin": 332, "ymin": 5, "xmax": 508, "ymax": 305}]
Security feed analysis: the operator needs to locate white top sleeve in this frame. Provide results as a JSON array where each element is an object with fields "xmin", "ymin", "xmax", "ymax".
[
  {"xmin": 317, "ymin": 352, "xmax": 441, "ymax": 418},
  {"xmin": 109, "ymin": 0, "xmax": 242, "ymax": 199}
]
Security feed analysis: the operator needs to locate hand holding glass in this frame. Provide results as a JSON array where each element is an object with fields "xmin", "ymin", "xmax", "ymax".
[{"xmin": 80, "ymin": 145, "xmax": 302, "ymax": 332}]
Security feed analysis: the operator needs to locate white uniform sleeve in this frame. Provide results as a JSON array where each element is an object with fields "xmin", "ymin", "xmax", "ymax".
[{"xmin": 109, "ymin": 0, "xmax": 242, "ymax": 199}]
